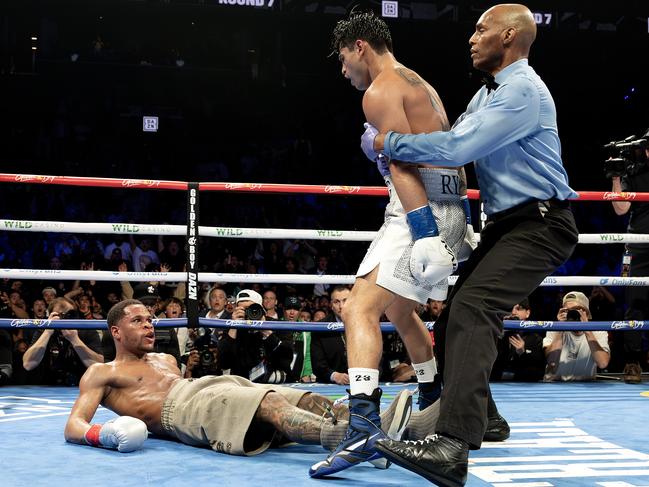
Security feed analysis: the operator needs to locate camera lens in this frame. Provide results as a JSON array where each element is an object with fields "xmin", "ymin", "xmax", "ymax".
[
  {"xmin": 200, "ymin": 346, "xmax": 214, "ymax": 366},
  {"xmin": 61, "ymin": 309, "xmax": 81, "ymax": 320},
  {"xmin": 245, "ymin": 303, "xmax": 265, "ymax": 321},
  {"xmin": 565, "ymin": 309, "xmax": 582, "ymax": 321}
]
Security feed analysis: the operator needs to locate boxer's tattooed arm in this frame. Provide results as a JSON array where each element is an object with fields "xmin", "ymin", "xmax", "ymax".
[{"xmin": 396, "ymin": 67, "xmax": 451, "ymax": 131}]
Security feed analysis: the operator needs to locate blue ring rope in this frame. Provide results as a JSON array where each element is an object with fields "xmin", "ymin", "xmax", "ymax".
[{"xmin": 0, "ymin": 318, "xmax": 644, "ymax": 332}]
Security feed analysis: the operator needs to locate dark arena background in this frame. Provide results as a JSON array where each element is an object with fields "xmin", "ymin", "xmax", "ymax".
[
  {"xmin": 1, "ymin": 1, "xmax": 649, "ymax": 486},
  {"xmin": 1, "ymin": 1, "xmax": 647, "ymax": 306}
]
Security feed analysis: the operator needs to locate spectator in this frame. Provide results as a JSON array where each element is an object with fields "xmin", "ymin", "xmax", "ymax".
[
  {"xmin": 130, "ymin": 237, "xmax": 160, "ymax": 272},
  {"xmin": 219, "ymin": 289, "xmax": 294, "ymax": 384},
  {"xmin": 262, "ymin": 289, "xmax": 281, "ymax": 320},
  {"xmin": 543, "ymin": 291, "xmax": 610, "ymax": 381},
  {"xmin": 313, "ymin": 308, "xmax": 327, "ymax": 322},
  {"xmin": 104, "ymin": 236, "xmax": 132, "ymax": 263},
  {"xmin": 31, "ymin": 298, "xmax": 47, "ymax": 319},
  {"xmin": 157, "ymin": 237, "xmax": 185, "ymax": 272},
  {"xmin": 312, "ymin": 255, "xmax": 331, "ymax": 298},
  {"xmin": 1, "ymin": 288, "xmax": 28, "ymax": 319},
  {"xmin": 284, "ymin": 295, "xmax": 315, "ymax": 382},
  {"xmin": 162, "ymin": 297, "xmax": 188, "ymax": 356},
  {"xmin": 106, "ymin": 247, "xmax": 126, "ymax": 268},
  {"xmin": 203, "ymin": 285, "xmax": 232, "ymax": 320},
  {"xmin": 311, "ymin": 285, "xmax": 350, "ymax": 385},
  {"xmin": 75, "ymin": 293, "xmax": 101, "ymax": 320},
  {"xmin": 0, "ymin": 329, "xmax": 12, "ymax": 386},
  {"xmin": 426, "ymin": 299, "xmax": 445, "ymax": 321},
  {"xmin": 491, "ymin": 298, "xmax": 545, "ymax": 382},
  {"xmin": 118, "ymin": 261, "xmax": 180, "ymax": 303},
  {"xmin": 300, "ymin": 309, "xmax": 312, "ymax": 322},
  {"xmin": 283, "ymin": 239, "xmax": 317, "ymax": 273},
  {"xmin": 9, "ymin": 280, "xmax": 25, "ymax": 293},
  {"xmin": 381, "ymin": 330, "xmax": 416, "ymax": 383},
  {"xmin": 22, "ymin": 297, "xmax": 103, "ymax": 386},
  {"xmin": 41, "ymin": 286, "xmax": 58, "ymax": 305}
]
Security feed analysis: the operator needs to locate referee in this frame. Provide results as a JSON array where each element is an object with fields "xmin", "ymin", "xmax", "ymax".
[{"xmin": 361, "ymin": 4, "xmax": 579, "ymax": 485}]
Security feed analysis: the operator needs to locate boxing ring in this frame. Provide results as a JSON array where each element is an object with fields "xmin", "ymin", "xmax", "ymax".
[{"xmin": 1, "ymin": 173, "xmax": 649, "ymax": 486}]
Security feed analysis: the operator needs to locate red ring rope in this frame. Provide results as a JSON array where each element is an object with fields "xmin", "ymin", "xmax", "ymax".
[{"xmin": 1, "ymin": 173, "xmax": 647, "ymax": 201}]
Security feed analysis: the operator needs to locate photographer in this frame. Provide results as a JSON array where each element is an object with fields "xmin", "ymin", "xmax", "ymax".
[
  {"xmin": 22, "ymin": 297, "xmax": 103, "ymax": 386},
  {"xmin": 608, "ymin": 128, "xmax": 649, "ymax": 383},
  {"xmin": 183, "ymin": 328, "xmax": 222, "ymax": 379},
  {"xmin": 543, "ymin": 291, "xmax": 610, "ymax": 381},
  {"xmin": 491, "ymin": 298, "xmax": 545, "ymax": 382},
  {"xmin": 218, "ymin": 289, "xmax": 294, "ymax": 384}
]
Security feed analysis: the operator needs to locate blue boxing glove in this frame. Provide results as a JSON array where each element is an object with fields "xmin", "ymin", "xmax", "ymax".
[
  {"xmin": 361, "ymin": 123, "xmax": 390, "ymax": 177},
  {"xmin": 407, "ymin": 205, "xmax": 457, "ymax": 283}
]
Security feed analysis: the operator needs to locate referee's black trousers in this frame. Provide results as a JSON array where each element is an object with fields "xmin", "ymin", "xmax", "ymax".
[{"xmin": 433, "ymin": 200, "xmax": 578, "ymax": 448}]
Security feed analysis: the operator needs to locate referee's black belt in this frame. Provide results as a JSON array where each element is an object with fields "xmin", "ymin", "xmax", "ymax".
[{"xmin": 488, "ymin": 198, "xmax": 570, "ymax": 223}]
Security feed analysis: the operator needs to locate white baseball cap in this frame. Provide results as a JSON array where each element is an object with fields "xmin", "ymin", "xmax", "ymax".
[{"xmin": 235, "ymin": 289, "xmax": 263, "ymax": 306}]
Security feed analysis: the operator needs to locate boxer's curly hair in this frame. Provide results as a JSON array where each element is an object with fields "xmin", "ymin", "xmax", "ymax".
[
  {"xmin": 107, "ymin": 299, "xmax": 143, "ymax": 329},
  {"xmin": 331, "ymin": 10, "xmax": 393, "ymax": 55}
]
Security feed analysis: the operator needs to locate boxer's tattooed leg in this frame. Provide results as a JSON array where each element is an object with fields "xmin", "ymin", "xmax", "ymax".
[
  {"xmin": 278, "ymin": 408, "xmax": 324, "ymax": 444},
  {"xmin": 256, "ymin": 392, "xmax": 324, "ymax": 444},
  {"xmin": 296, "ymin": 393, "xmax": 349, "ymax": 422}
]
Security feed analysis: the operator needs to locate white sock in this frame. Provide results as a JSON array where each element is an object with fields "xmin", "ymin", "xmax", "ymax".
[
  {"xmin": 349, "ymin": 368, "xmax": 379, "ymax": 396},
  {"xmin": 413, "ymin": 358, "xmax": 437, "ymax": 383}
]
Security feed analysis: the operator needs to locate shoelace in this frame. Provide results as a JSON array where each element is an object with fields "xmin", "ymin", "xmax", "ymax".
[
  {"xmin": 403, "ymin": 434, "xmax": 440, "ymax": 446},
  {"xmin": 333, "ymin": 394, "xmax": 349, "ymax": 407},
  {"xmin": 316, "ymin": 402, "xmax": 338, "ymax": 424}
]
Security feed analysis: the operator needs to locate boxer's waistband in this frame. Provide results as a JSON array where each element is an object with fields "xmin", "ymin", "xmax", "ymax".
[{"xmin": 385, "ymin": 167, "xmax": 463, "ymax": 202}]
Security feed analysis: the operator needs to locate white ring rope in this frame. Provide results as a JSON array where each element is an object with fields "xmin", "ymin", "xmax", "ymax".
[
  {"xmin": 0, "ymin": 269, "xmax": 645, "ymax": 287},
  {"xmin": 0, "ymin": 219, "xmax": 376, "ymax": 241},
  {"xmin": 1, "ymin": 219, "xmax": 648, "ymax": 244}
]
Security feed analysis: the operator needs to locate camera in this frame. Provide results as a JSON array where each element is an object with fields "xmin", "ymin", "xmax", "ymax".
[
  {"xmin": 501, "ymin": 315, "xmax": 521, "ymax": 339},
  {"xmin": 565, "ymin": 309, "xmax": 582, "ymax": 321},
  {"xmin": 244, "ymin": 303, "xmax": 265, "ymax": 321},
  {"xmin": 186, "ymin": 328, "xmax": 220, "ymax": 377},
  {"xmin": 603, "ymin": 131, "xmax": 648, "ymax": 178},
  {"xmin": 193, "ymin": 328, "xmax": 215, "ymax": 364},
  {"xmin": 60, "ymin": 309, "xmax": 81, "ymax": 320}
]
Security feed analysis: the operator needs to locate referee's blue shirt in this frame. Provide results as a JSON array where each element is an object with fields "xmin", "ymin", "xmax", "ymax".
[{"xmin": 383, "ymin": 59, "xmax": 578, "ymax": 216}]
